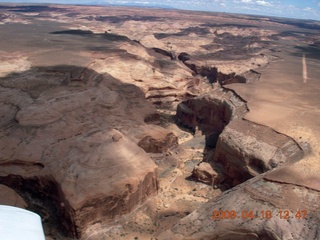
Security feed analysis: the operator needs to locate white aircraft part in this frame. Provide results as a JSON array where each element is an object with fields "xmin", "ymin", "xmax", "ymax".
[{"xmin": 0, "ymin": 205, "xmax": 45, "ymax": 240}]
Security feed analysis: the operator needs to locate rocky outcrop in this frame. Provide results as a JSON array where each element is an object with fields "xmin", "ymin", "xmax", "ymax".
[
  {"xmin": 89, "ymin": 45, "xmax": 200, "ymax": 108},
  {"xmin": 176, "ymin": 93, "xmax": 233, "ymax": 134},
  {"xmin": 176, "ymin": 48, "xmax": 262, "ymax": 85},
  {"xmin": 183, "ymin": 60, "xmax": 260, "ymax": 85},
  {"xmin": 0, "ymin": 184, "xmax": 27, "ymax": 208},
  {"xmin": 145, "ymin": 77, "xmax": 201, "ymax": 106},
  {"xmin": 152, "ymin": 47, "xmax": 176, "ymax": 60},
  {"xmin": 158, "ymin": 159, "xmax": 320, "ymax": 239},
  {"xmin": 140, "ymin": 34, "xmax": 168, "ymax": 50},
  {"xmin": 176, "ymin": 88, "xmax": 304, "ymax": 188},
  {"xmin": 1, "ymin": 5, "xmax": 319, "ymax": 240},
  {"xmin": 213, "ymin": 120, "xmax": 304, "ymax": 187},
  {"xmin": 0, "ymin": 66, "xmax": 161, "ymax": 238},
  {"xmin": 133, "ymin": 125, "xmax": 178, "ymax": 153},
  {"xmin": 192, "ymin": 162, "xmax": 218, "ymax": 185},
  {"xmin": 178, "ymin": 52, "xmax": 191, "ymax": 62},
  {"xmin": 176, "ymin": 89, "xmax": 247, "ymax": 138},
  {"xmin": 145, "ymin": 87, "xmax": 187, "ymax": 105}
]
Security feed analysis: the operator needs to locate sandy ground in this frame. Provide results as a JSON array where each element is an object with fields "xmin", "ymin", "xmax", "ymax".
[
  {"xmin": 0, "ymin": 4, "xmax": 319, "ymax": 239},
  {"xmin": 228, "ymin": 42, "xmax": 320, "ymax": 154},
  {"xmin": 82, "ymin": 118, "xmax": 222, "ymax": 240},
  {"xmin": 227, "ymin": 40, "xmax": 320, "ymax": 197}
]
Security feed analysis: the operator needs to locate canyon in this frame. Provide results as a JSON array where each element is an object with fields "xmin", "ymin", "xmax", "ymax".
[{"xmin": 0, "ymin": 4, "xmax": 320, "ymax": 240}]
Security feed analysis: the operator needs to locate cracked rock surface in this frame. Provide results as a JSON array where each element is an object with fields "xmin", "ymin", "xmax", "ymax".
[{"xmin": 1, "ymin": 4, "xmax": 320, "ymax": 240}]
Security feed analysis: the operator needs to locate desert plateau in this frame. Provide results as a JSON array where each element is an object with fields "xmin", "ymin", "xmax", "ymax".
[{"xmin": 0, "ymin": 3, "xmax": 320, "ymax": 240}]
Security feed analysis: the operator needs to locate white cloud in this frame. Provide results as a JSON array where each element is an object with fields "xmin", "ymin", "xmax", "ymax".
[
  {"xmin": 303, "ymin": 7, "xmax": 313, "ymax": 11},
  {"xmin": 240, "ymin": 5, "xmax": 259, "ymax": 11},
  {"xmin": 235, "ymin": 0, "xmax": 272, "ymax": 7},
  {"xmin": 256, "ymin": 0, "xmax": 272, "ymax": 7}
]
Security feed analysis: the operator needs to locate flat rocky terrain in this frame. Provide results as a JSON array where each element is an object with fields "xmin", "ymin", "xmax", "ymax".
[{"xmin": 0, "ymin": 4, "xmax": 319, "ymax": 240}]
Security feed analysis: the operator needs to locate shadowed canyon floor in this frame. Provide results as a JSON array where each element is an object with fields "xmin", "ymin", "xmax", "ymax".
[{"xmin": 0, "ymin": 4, "xmax": 320, "ymax": 240}]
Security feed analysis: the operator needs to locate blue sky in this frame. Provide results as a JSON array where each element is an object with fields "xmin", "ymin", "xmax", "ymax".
[{"xmin": 2, "ymin": 0, "xmax": 320, "ymax": 20}]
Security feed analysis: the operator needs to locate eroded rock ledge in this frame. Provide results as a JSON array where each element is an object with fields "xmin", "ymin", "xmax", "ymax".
[
  {"xmin": 176, "ymin": 85, "xmax": 304, "ymax": 188},
  {"xmin": 158, "ymin": 170, "xmax": 320, "ymax": 240},
  {"xmin": 158, "ymin": 66, "xmax": 315, "ymax": 240},
  {"xmin": 0, "ymin": 66, "xmax": 173, "ymax": 238},
  {"xmin": 178, "ymin": 52, "xmax": 262, "ymax": 85},
  {"xmin": 1, "ymin": 5, "xmax": 319, "ymax": 239}
]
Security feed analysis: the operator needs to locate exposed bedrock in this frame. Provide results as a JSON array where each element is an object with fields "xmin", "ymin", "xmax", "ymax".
[
  {"xmin": 214, "ymin": 120, "xmax": 304, "ymax": 187},
  {"xmin": 176, "ymin": 89, "xmax": 247, "ymax": 143},
  {"xmin": 0, "ymin": 66, "xmax": 166, "ymax": 238},
  {"xmin": 145, "ymin": 77, "xmax": 202, "ymax": 107},
  {"xmin": 152, "ymin": 47, "xmax": 176, "ymax": 60},
  {"xmin": 132, "ymin": 125, "xmax": 178, "ymax": 153},
  {"xmin": 0, "ymin": 131, "xmax": 159, "ymax": 238},
  {"xmin": 176, "ymin": 94, "xmax": 231, "ymax": 134},
  {"xmin": 178, "ymin": 52, "xmax": 191, "ymax": 62},
  {"xmin": 158, "ymin": 170, "xmax": 320, "ymax": 240},
  {"xmin": 184, "ymin": 61, "xmax": 261, "ymax": 85},
  {"xmin": 179, "ymin": 51, "xmax": 261, "ymax": 85},
  {"xmin": 176, "ymin": 88, "xmax": 304, "ymax": 188},
  {"xmin": 89, "ymin": 42, "xmax": 202, "ymax": 107},
  {"xmin": 192, "ymin": 162, "xmax": 218, "ymax": 185}
]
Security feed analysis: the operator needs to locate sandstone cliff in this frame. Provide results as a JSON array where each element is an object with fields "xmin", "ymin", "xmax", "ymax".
[{"xmin": 0, "ymin": 66, "xmax": 163, "ymax": 237}]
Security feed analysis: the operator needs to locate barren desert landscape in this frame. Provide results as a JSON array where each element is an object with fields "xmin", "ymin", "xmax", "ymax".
[{"xmin": 0, "ymin": 3, "xmax": 320, "ymax": 240}]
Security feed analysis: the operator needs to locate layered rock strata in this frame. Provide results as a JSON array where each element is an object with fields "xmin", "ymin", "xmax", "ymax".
[
  {"xmin": 176, "ymin": 87, "xmax": 304, "ymax": 187},
  {"xmin": 0, "ymin": 4, "xmax": 319, "ymax": 239},
  {"xmin": 214, "ymin": 120, "xmax": 304, "ymax": 187},
  {"xmin": 158, "ymin": 165, "xmax": 320, "ymax": 240},
  {"xmin": 0, "ymin": 67, "xmax": 161, "ymax": 238}
]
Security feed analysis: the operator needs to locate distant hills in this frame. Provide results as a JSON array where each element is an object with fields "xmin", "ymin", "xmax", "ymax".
[{"xmin": 88, "ymin": 1, "xmax": 176, "ymax": 9}]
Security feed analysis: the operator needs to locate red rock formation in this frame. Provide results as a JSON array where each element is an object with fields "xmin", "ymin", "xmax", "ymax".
[
  {"xmin": 176, "ymin": 93, "xmax": 235, "ymax": 134},
  {"xmin": 214, "ymin": 120, "xmax": 304, "ymax": 187},
  {"xmin": 0, "ymin": 67, "xmax": 161, "ymax": 238},
  {"xmin": 192, "ymin": 162, "xmax": 218, "ymax": 185},
  {"xmin": 177, "ymin": 89, "xmax": 304, "ymax": 188},
  {"xmin": 158, "ymin": 166, "xmax": 320, "ymax": 240},
  {"xmin": 0, "ymin": 184, "xmax": 27, "ymax": 208},
  {"xmin": 134, "ymin": 125, "xmax": 178, "ymax": 153}
]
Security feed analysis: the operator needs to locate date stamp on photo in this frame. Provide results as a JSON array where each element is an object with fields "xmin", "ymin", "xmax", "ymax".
[{"xmin": 212, "ymin": 209, "xmax": 308, "ymax": 220}]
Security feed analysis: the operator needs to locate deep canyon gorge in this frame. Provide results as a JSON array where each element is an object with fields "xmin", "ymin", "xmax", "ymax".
[{"xmin": 0, "ymin": 4, "xmax": 320, "ymax": 240}]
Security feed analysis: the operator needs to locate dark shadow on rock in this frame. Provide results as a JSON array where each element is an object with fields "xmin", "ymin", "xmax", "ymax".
[
  {"xmin": 152, "ymin": 47, "xmax": 176, "ymax": 60},
  {"xmin": 94, "ymin": 15, "xmax": 164, "ymax": 24},
  {"xmin": 0, "ymin": 64, "xmax": 159, "ymax": 239},
  {"xmin": 178, "ymin": 52, "xmax": 260, "ymax": 84},
  {"xmin": 176, "ymin": 94, "xmax": 234, "ymax": 191},
  {"xmin": 201, "ymin": 23, "xmax": 258, "ymax": 28},
  {"xmin": 50, "ymin": 29, "xmax": 130, "ymax": 42},
  {"xmin": 154, "ymin": 24, "xmax": 258, "ymax": 40},
  {"xmin": 292, "ymin": 44, "xmax": 320, "ymax": 61},
  {"xmin": 3, "ymin": 5, "xmax": 67, "ymax": 13},
  {"xmin": 86, "ymin": 47, "xmax": 127, "ymax": 53},
  {"xmin": 268, "ymin": 18, "xmax": 320, "ymax": 31}
]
